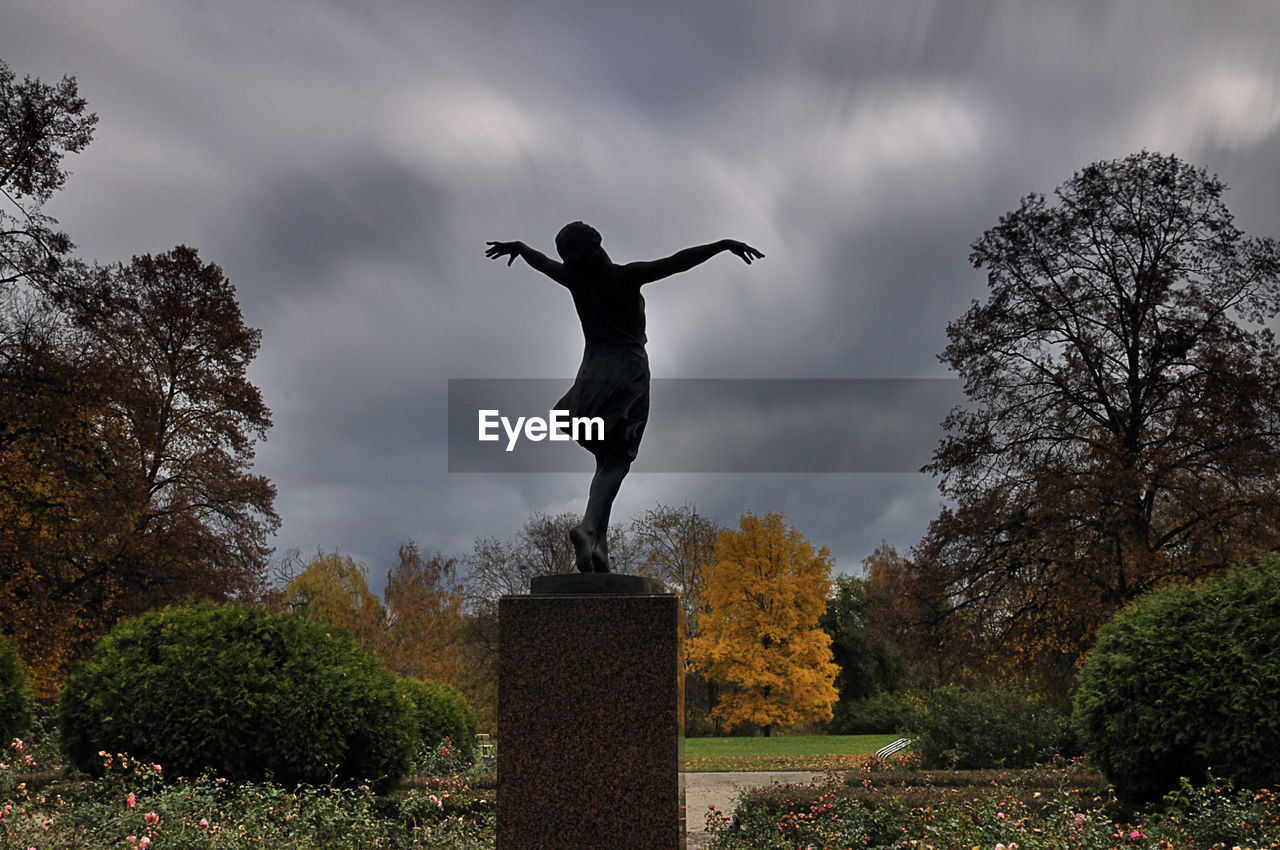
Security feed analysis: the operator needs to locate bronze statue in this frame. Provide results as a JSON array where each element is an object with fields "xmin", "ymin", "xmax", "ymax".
[{"xmin": 486, "ymin": 222, "xmax": 763, "ymax": 573}]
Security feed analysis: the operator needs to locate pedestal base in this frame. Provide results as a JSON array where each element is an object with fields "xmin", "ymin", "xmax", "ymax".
[{"xmin": 498, "ymin": 584, "xmax": 684, "ymax": 849}]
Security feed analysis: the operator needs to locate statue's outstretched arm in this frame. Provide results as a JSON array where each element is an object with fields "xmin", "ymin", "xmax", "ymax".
[
  {"xmin": 485, "ymin": 241, "xmax": 566, "ymax": 283},
  {"xmin": 624, "ymin": 239, "xmax": 763, "ymax": 285}
]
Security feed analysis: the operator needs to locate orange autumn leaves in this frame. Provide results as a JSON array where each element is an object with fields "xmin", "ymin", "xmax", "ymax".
[
  {"xmin": 280, "ymin": 544, "xmax": 479, "ymax": 719},
  {"xmin": 691, "ymin": 512, "xmax": 839, "ymax": 735}
]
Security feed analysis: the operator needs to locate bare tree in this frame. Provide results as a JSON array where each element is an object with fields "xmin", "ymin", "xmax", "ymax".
[
  {"xmin": 464, "ymin": 511, "xmax": 636, "ymax": 608},
  {"xmin": 0, "ymin": 61, "xmax": 97, "ymax": 288},
  {"xmin": 630, "ymin": 502, "xmax": 718, "ymax": 639}
]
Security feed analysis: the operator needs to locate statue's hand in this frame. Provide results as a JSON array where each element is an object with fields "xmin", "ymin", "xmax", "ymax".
[
  {"xmin": 725, "ymin": 240, "xmax": 764, "ymax": 264},
  {"xmin": 485, "ymin": 241, "xmax": 523, "ymax": 266}
]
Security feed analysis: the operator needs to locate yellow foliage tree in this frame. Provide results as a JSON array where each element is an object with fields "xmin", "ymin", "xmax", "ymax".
[
  {"xmin": 283, "ymin": 551, "xmax": 389, "ymax": 655},
  {"xmin": 691, "ymin": 512, "xmax": 839, "ymax": 735}
]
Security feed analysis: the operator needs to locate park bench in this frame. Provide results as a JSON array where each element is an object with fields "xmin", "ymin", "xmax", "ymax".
[
  {"xmin": 873, "ymin": 737, "xmax": 912, "ymax": 760},
  {"xmin": 477, "ymin": 732, "xmax": 496, "ymax": 764}
]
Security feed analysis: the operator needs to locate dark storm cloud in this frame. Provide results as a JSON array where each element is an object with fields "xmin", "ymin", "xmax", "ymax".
[
  {"xmin": 242, "ymin": 154, "xmax": 459, "ymax": 293},
  {"xmin": 4, "ymin": 0, "xmax": 1280, "ymax": 589}
]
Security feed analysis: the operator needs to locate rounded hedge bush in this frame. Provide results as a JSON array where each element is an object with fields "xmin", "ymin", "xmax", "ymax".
[
  {"xmin": 58, "ymin": 602, "xmax": 415, "ymax": 790},
  {"xmin": 0, "ymin": 635, "xmax": 34, "ymax": 742},
  {"xmin": 906, "ymin": 683, "xmax": 1076, "ymax": 769},
  {"xmin": 397, "ymin": 677, "xmax": 477, "ymax": 761},
  {"xmin": 1075, "ymin": 557, "xmax": 1280, "ymax": 804},
  {"xmin": 830, "ymin": 690, "xmax": 917, "ymax": 735}
]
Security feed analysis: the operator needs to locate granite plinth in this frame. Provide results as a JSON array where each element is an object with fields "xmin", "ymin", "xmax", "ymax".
[{"xmin": 498, "ymin": 591, "xmax": 684, "ymax": 849}]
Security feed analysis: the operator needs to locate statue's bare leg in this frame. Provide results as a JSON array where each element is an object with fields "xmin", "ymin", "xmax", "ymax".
[
  {"xmin": 569, "ymin": 524, "xmax": 593, "ymax": 573},
  {"xmin": 572, "ymin": 452, "xmax": 631, "ymax": 573}
]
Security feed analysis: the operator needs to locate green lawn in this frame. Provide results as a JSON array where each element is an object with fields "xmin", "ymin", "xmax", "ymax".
[{"xmin": 682, "ymin": 733, "xmax": 903, "ymax": 772}]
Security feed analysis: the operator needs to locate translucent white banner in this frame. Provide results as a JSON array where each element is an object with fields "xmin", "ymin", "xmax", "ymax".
[{"xmin": 448, "ymin": 378, "xmax": 963, "ymax": 473}]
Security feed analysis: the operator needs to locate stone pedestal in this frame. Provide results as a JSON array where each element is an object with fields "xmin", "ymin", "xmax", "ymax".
[{"xmin": 498, "ymin": 574, "xmax": 684, "ymax": 849}]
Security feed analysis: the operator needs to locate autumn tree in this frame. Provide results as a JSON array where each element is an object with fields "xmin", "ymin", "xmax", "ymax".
[
  {"xmin": 80, "ymin": 247, "xmax": 278, "ymax": 598},
  {"xmin": 2, "ymin": 247, "xmax": 277, "ymax": 695},
  {"xmin": 383, "ymin": 542, "xmax": 496, "ymax": 726},
  {"xmin": 0, "ymin": 293, "xmax": 111, "ymax": 692},
  {"xmin": 284, "ymin": 550, "xmax": 389, "ymax": 653},
  {"xmin": 1, "ymin": 62, "xmax": 102, "ymax": 693},
  {"xmin": 917, "ymin": 151, "xmax": 1280, "ymax": 698},
  {"xmin": 859, "ymin": 542, "xmax": 976, "ymax": 687},
  {"xmin": 0, "ymin": 60, "xmax": 97, "ymax": 288},
  {"xmin": 691, "ymin": 512, "xmax": 839, "ymax": 736},
  {"xmin": 1, "ymin": 66, "xmax": 277, "ymax": 696},
  {"xmin": 384, "ymin": 542, "xmax": 468, "ymax": 683}
]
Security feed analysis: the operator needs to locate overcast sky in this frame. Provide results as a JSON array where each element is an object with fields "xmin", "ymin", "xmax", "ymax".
[{"xmin": 6, "ymin": 1, "xmax": 1280, "ymax": 596}]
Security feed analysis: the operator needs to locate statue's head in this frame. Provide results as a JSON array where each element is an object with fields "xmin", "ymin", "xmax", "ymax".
[{"xmin": 555, "ymin": 221, "xmax": 607, "ymax": 266}]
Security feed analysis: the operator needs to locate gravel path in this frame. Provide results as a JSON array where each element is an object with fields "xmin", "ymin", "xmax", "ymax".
[{"xmin": 683, "ymin": 771, "xmax": 826, "ymax": 848}]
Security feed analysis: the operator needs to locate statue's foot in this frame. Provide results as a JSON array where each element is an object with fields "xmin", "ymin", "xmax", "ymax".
[
  {"xmin": 569, "ymin": 524, "xmax": 594, "ymax": 573},
  {"xmin": 591, "ymin": 541, "xmax": 610, "ymax": 573}
]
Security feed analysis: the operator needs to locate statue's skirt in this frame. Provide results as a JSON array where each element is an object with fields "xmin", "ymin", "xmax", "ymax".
[{"xmin": 556, "ymin": 343, "xmax": 649, "ymax": 461}]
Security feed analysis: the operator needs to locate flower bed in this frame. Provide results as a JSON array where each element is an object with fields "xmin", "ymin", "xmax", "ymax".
[
  {"xmin": 705, "ymin": 760, "xmax": 1280, "ymax": 849},
  {"xmin": 1, "ymin": 727, "xmax": 495, "ymax": 849}
]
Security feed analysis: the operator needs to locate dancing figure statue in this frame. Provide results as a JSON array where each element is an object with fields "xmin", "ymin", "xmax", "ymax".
[{"xmin": 486, "ymin": 222, "xmax": 763, "ymax": 572}]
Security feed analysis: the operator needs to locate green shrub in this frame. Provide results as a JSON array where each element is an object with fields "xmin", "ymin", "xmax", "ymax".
[
  {"xmin": 58, "ymin": 602, "xmax": 415, "ymax": 790},
  {"xmin": 397, "ymin": 677, "xmax": 478, "ymax": 764},
  {"xmin": 830, "ymin": 690, "xmax": 916, "ymax": 735},
  {"xmin": 1074, "ymin": 556, "xmax": 1280, "ymax": 804},
  {"xmin": 0, "ymin": 634, "xmax": 34, "ymax": 742},
  {"xmin": 906, "ymin": 684, "xmax": 1076, "ymax": 769}
]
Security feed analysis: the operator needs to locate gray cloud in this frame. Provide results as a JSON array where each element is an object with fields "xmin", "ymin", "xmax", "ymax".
[{"xmin": 4, "ymin": 0, "xmax": 1279, "ymax": 591}]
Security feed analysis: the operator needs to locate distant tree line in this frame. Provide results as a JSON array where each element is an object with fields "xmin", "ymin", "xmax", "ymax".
[{"xmin": 273, "ymin": 504, "xmax": 842, "ymax": 735}]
